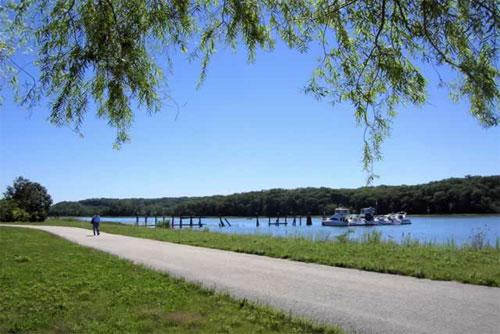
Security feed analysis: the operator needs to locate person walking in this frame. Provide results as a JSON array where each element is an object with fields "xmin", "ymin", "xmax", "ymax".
[{"xmin": 91, "ymin": 214, "xmax": 101, "ymax": 236}]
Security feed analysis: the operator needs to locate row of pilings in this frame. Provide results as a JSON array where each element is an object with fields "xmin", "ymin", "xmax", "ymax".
[{"xmin": 134, "ymin": 215, "xmax": 314, "ymax": 228}]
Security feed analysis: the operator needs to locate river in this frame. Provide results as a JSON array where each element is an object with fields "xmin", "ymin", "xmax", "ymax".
[{"xmin": 72, "ymin": 215, "xmax": 500, "ymax": 246}]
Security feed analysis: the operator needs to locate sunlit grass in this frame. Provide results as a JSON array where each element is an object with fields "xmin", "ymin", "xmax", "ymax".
[
  {"xmin": 5, "ymin": 218, "xmax": 500, "ymax": 287},
  {"xmin": 0, "ymin": 227, "xmax": 342, "ymax": 334}
]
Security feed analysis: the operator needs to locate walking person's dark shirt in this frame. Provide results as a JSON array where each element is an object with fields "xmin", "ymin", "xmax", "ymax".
[{"xmin": 91, "ymin": 214, "xmax": 101, "ymax": 236}]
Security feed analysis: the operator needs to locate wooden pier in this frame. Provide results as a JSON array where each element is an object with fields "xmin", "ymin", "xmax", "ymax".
[
  {"xmin": 268, "ymin": 216, "xmax": 288, "ymax": 226},
  {"xmin": 173, "ymin": 216, "xmax": 204, "ymax": 228},
  {"xmin": 131, "ymin": 214, "xmax": 312, "ymax": 229}
]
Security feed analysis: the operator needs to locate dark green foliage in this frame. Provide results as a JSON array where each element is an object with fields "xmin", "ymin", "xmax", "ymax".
[
  {"xmin": 0, "ymin": 227, "xmax": 343, "ymax": 333},
  {"xmin": 50, "ymin": 175, "xmax": 500, "ymax": 216},
  {"xmin": 50, "ymin": 196, "xmax": 195, "ymax": 217},
  {"xmin": 2, "ymin": 177, "xmax": 53, "ymax": 221},
  {"xmin": 0, "ymin": 199, "xmax": 29, "ymax": 222}
]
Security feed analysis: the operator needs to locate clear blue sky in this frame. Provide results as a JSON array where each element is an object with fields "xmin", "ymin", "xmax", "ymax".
[{"xmin": 1, "ymin": 41, "xmax": 499, "ymax": 203}]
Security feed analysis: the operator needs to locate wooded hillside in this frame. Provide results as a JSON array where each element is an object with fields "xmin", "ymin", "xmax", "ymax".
[{"xmin": 50, "ymin": 176, "xmax": 500, "ymax": 216}]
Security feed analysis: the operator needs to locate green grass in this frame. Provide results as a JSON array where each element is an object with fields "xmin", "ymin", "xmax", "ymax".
[
  {"xmin": 0, "ymin": 227, "xmax": 342, "ymax": 334},
  {"xmin": 5, "ymin": 218, "xmax": 500, "ymax": 287}
]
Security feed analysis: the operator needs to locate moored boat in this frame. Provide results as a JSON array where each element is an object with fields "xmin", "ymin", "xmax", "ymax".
[
  {"xmin": 322, "ymin": 207, "xmax": 412, "ymax": 226},
  {"xmin": 391, "ymin": 211, "xmax": 412, "ymax": 225},
  {"xmin": 322, "ymin": 208, "xmax": 350, "ymax": 226},
  {"xmin": 360, "ymin": 207, "xmax": 378, "ymax": 225},
  {"xmin": 375, "ymin": 212, "xmax": 412, "ymax": 225}
]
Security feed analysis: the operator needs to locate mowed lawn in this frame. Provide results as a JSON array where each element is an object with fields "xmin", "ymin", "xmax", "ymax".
[
  {"xmin": 0, "ymin": 227, "xmax": 342, "ymax": 334},
  {"xmin": 13, "ymin": 219, "xmax": 500, "ymax": 287}
]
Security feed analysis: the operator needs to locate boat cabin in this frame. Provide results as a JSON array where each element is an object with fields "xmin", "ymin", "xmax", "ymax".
[
  {"xmin": 360, "ymin": 207, "xmax": 376, "ymax": 215},
  {"xmin": 335, "ymin": 208, "xmax": 350, "ymax": 216}
]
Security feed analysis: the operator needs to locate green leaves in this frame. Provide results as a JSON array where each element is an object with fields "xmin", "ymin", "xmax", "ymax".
[
  {"xmin": 302, "ymin": 0, "xmax": 498, "ymax": 178},
  {"xmin": 1, "ymin": 0, "xmax": 498, "ymax": 177}
]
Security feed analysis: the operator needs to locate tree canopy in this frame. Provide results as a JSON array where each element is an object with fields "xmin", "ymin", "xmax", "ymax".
[
  {"xmin": 1, "ymin": 176, "xmax": 53, "ymax": 221},
  {"xmin": 1, "ymin": 0, "xmax": 499, "ymax": 176},
  {"xmin": 49, "ymin": 175, "xmax": 500, "ymax": 216}
]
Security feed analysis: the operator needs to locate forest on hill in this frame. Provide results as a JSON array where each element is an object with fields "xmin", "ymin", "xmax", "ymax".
[{"xmin": 49, "ymin": 176, "xmax": 500, "ymax": 217}]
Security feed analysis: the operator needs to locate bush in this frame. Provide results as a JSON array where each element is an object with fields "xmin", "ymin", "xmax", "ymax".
[{"xmin": 0, "ymin": 199, "xmax": 30, "ymax": 222}]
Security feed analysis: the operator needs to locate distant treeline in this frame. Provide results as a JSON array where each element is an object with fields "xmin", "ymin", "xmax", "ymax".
[{"xmin": 50, "ymin": 175, "xmax": 500, "ymax": 217}]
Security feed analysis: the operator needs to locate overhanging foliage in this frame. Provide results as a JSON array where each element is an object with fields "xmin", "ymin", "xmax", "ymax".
[{"xmin": 1, "ymin": 1, "xmax": 498, "ymax": 176}]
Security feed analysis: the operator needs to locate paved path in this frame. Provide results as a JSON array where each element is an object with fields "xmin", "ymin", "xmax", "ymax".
[{"xmin": 3, "ymin": 225, "xmax": 500, "ymax": 334}]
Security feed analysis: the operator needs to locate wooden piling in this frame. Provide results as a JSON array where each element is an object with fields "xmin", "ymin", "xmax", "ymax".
[{"xmin": 306, "ymin": 215, "xmax": 312, "ymax": 226}]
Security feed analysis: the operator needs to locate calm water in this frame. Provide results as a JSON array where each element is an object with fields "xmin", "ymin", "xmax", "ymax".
[{"xmin": 73, "ymin": 215, "xmax": 500, "ymax": 246}]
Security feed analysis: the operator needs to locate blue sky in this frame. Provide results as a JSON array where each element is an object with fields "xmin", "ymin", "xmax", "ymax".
[{"xmin": 1, "ymin": 41, "xmax": 499, "ymax": 203}]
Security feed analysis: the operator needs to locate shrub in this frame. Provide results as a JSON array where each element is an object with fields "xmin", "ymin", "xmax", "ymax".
[{"xmin": 0, "ymin": 199, "xmax": 30, "ymax": 222}]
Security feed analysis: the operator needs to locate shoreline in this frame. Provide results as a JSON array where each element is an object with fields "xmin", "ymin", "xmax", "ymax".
[{"xmin": 52, "ymin": 213, "xmax": 500, "ymax": 219}]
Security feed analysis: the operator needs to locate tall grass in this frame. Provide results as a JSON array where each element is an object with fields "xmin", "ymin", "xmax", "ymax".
[
  {"xmin": 156, "ymin": 219, "xmax": 171, "ymax": 228},
  {"xmin": 359, "ymin": 230, "xmax": 382, "ymax": 244}
]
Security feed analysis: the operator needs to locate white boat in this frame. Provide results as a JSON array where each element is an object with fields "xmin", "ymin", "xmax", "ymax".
[
  {"xmin": 347, "ymin": 214, "xmax": 363, "ymax": 224},
  {"xmin": 375, "ymin": 212, "xmax": 412, "ymax": 225},
  {"xmin": 359, "ymin": 207, "xmax": 378, "ymax": 225},
  {"xmin": 375, "ymin": 214, "xmax": 393, "ymax": 224},
  {"xmin": 322, "ymin": 208, "xmax": 373, "ymax": 226},
  {"xmin": 391, "ymin": 211, "xmax": 412, "ymax": 225},
  {"xmin": 322, "ymin": 208, "xmax": 350, "ymax": 226},
  {"xmin": 322, "ymin": 208, "xmax": 411, "ymax": 227}
]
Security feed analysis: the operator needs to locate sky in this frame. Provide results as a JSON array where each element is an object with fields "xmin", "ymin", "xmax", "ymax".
[{"xmin": 1, "ymin": 41, "xmax": 499, "ymax": 204}]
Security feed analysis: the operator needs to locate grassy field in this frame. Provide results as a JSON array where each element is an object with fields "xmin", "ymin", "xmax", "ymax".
[
  {"xmin": 0, "ymin": 227, "xmax": 342, "ymax": 334},
  {"xmin": 6, "ymin": 219, "xmax": 500, "ymax": 287}
]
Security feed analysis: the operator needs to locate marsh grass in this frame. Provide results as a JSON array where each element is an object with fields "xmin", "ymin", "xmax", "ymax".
[
  {"xmin": 0, "ymin": 227, "xmax": 342, "ymax": 334},
  {"xmin": 359, "ymin": 230, "xmax": 382, "ymax": 244},
  {"xmin": 155, "ymin": 219, "xmax": 171, "ymax": 228},
  {"xmin": 6, "ymin": 219, "xmax": 500, "ymax": 287},
  {"xmin": 333, "ymin": 228, "xmax": 355, "ymax": 243}
]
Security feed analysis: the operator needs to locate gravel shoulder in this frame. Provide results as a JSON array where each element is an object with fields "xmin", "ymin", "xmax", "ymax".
[{"xmin": 3, "ymin": 224, "xmax": 499, "ymax": 334}]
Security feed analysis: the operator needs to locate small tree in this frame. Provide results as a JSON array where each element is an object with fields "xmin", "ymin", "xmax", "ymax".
[{"xmin": 3, "ymin": 177, "xmax": 53, "ymax": 222}]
